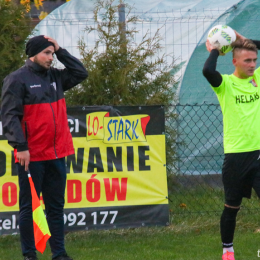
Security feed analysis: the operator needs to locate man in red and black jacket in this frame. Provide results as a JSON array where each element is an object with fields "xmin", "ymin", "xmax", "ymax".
[{"xmin": 1, "ymin": 35, "xmax": 88, "ymax": 260}]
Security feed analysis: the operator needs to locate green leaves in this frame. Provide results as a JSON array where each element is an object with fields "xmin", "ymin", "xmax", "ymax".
[{"xmin": 0, "ymin": 0, "xmax": 31, "ymax": 98}]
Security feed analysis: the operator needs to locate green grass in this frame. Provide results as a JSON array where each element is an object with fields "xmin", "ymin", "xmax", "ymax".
[
  {"xmin": 1, "ymin": 225, "xmax": 260, "ymax": 260},
  {"xmin": 1, "ymin": 186, "xmax": 260, "ymax": 260}
]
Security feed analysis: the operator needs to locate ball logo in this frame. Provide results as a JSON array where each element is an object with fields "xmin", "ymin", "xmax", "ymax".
[
  {"xmin": 221, "ymin": 45, "xmax": 230, "ymax": 53},
  {"xmin": 221, "ymin": 31, "xmax": 232, "ymax": 44},
  {"xmin": 208, "ymin": 28, "xmax": 219, "ymax": 38}
]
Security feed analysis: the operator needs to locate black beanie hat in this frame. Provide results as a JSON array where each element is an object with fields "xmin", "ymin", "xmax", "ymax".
[{"xmin": 26, "ymin": 35, "xmax": 55, "ymax": 58}]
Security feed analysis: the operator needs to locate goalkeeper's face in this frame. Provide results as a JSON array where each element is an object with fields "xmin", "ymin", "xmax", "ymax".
[{"xmin": 233, "ymin": 49, "xmax": 257, "ymax": 79}]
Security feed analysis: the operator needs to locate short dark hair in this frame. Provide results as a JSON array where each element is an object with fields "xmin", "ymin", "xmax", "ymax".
[{"xmin": 232, "ymin": 39, "xmax": 258, "ymax": 57}]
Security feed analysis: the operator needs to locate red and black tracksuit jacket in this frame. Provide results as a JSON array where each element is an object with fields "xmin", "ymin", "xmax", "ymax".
[{"xmin": 1, "ymin": 47, "xmax": 88, "ymax": 162}]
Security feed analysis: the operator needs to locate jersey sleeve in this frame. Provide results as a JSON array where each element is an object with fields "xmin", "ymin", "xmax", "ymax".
[{"xmin": 202, "ymin": 49, "xmax": 223, "ymax": 87}]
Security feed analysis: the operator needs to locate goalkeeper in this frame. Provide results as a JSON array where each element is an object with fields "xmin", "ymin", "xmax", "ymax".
[{"xmin": 203, "ymin": 32, "xmax": 260, "ymax": 260}]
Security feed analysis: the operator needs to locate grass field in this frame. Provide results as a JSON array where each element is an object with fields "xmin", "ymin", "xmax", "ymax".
[
  {"xmin": 1, "ymin": 186, "xmax": 260, "ymax": 260},
  {"xmin": 1, "ymin": 217, "xmax": 260, "ymax": 260}
]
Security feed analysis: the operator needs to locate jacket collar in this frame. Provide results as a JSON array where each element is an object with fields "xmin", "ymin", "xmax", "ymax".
[{"xmin": 25, "ymin": 59, "xmax": 49, "ymax": 75}]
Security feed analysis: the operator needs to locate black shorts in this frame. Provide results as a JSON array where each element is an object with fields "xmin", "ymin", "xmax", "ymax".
[{"xmin": 222, "ymin": 150, "xmax": 260, "ymax": 207}]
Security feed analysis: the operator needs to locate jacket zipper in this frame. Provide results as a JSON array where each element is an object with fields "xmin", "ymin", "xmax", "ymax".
[
  {"xmin": 50, "ymin": 103, "xmax": 58, "ymax": 158},
  {"xmin": 24, "ymin": 122, "xmax": 28, "ymax": 140}
]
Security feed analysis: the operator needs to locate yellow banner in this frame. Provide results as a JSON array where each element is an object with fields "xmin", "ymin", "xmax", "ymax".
[{"xmin": 0, "ymin": 135, "xmax": 167, "ymax": 212}]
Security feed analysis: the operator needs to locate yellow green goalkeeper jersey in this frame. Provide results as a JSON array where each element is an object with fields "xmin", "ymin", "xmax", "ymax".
[{"xmin": 212, "ymin": 67, "xmax": 260, "ymax": 153}]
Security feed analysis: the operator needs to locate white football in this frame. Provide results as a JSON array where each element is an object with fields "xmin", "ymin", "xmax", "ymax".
[{"xmin": 207, "ymin": 25, "xmax": 236, "ymax": 54}]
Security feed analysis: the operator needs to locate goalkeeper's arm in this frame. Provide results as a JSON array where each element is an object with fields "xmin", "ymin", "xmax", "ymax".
[{"xmin": 202, "ymin": 49, "xmax": 222, "ymax": 88}]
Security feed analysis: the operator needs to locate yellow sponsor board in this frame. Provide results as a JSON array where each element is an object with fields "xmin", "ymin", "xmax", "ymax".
[{"xmin": 0, "ymin": 135, "xmax": 167, "ymax": 212}]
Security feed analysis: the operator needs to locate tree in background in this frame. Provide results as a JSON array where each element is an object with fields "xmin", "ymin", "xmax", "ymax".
[
  {"xmin": 66, "ymin": 0, "xmax": 177, "ymax": 106},
  {"xmin": 65, "ymin": 0, "xmax": 178, "ymax": 174},
  {"xmin": 0, "ymin": 0, "xmax": 31, "ymax": 98}
]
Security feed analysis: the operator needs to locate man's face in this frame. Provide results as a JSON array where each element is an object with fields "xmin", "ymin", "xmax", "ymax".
[
  {"xmin": 233, "ymin": 49, "xmax": 258, "ymax": 79},
  {"xmin": 32, "ymin": 46, "xmax": 55, "ymax": 69}
]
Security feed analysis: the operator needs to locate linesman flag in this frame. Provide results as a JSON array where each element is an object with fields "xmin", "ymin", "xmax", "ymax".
[{"xmin": 28, "ymin": 173, "xmax": 51, "ymax": 253}]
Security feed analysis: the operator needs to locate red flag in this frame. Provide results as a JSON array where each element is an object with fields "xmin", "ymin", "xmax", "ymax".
[{"xmin": 28, "ymin": 173, "xmax": 51, "ymax": 254}]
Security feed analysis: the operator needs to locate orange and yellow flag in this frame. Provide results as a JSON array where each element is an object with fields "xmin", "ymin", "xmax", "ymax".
[{"xmin": 28, "ymin": 173, "xmax": 51, "ymax": 254}]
